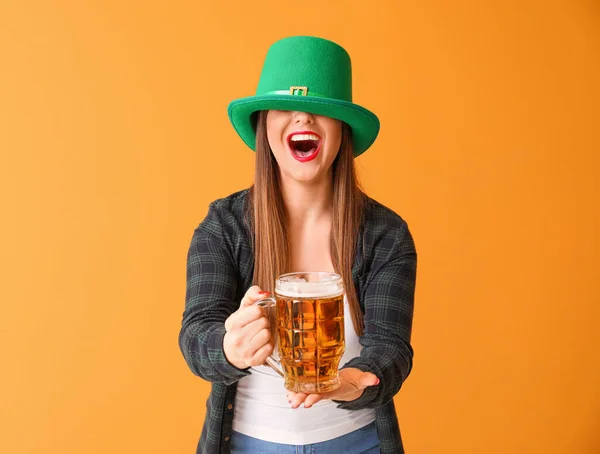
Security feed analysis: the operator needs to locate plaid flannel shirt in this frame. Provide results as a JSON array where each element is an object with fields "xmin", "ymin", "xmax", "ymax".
[{"xmin": 179, "ymin": 189, "xmax": 417, "ymax": 454}]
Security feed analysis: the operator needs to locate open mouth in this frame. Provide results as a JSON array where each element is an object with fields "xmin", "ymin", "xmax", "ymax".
[{"xmin": 287, "ymin": 132, "xmax": 321, "ymax": 162}]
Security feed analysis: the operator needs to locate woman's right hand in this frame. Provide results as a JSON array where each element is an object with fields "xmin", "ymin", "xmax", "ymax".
[{"xmin": 223, "ymin": 285, "xmax": 274, "ymax": 370}]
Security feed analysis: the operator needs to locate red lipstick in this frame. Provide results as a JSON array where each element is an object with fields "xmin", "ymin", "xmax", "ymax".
[{"xmin": 286, "ymin": 131, "xmax": 322, "ymax": 163}]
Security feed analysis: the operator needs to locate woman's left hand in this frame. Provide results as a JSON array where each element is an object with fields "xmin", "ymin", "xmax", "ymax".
[{"xmin": 286, "ymin": 367, "xmax": 380, "ymax": 409}]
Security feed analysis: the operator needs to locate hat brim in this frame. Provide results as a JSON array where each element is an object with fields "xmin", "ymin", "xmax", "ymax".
[{"xmin": 228, "ymin": 95, "xmax": 380, "ymax": 157}]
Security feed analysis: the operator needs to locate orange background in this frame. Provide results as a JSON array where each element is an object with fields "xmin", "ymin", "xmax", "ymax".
[{"xmin": 1, "ymin": 1, "xmax": 599, "ymax": 453}]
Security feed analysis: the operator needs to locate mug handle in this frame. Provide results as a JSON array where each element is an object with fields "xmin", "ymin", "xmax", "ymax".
[{"xmin": 255, "ymin": 297, "xmax": 284, "ymax": 378}]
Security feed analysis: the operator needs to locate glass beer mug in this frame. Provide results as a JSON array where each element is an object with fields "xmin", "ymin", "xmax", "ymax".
[{"xmin": 256, "ymin": 272, "xmax": 345, "ymax": 394}]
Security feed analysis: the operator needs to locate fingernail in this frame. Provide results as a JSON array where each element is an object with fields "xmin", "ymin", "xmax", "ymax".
[{"xmin": 258, "ymin": 291, "xmax": 271, "ymax": 295}]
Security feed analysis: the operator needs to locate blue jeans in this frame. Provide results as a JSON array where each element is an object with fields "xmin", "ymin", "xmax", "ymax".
[{"xmin": 230, "ymin": 421, "xmax": 380, "ymax": 453}]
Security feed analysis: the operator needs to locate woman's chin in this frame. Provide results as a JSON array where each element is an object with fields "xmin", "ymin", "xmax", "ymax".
[{"xmin": 282, "ymin": 166, "xmax": 326, "ymax": 184}]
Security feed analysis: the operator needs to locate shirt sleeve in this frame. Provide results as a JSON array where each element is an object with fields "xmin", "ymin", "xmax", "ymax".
[
  {"xmin": 336, "ymin": 219, "xmax": 417, "ymax": 410},
  {"xmin": 178, "ymin": 203, "xmax": 251, "ymax": 385}
]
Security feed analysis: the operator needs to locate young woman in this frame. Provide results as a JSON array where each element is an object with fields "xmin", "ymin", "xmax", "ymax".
[{"xmin": 179, "ymin": 36, "xmax": 417, "ymax": 454}]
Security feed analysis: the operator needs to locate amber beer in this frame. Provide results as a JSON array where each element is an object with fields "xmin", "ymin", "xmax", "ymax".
[{"xmin": 274, "ymin": 272, "xmax": 345, "ymax": 393}]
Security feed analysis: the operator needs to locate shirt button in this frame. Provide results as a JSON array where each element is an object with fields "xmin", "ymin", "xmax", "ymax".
[
  {"xmin": 227, "ymin": 404, "xmax": 233, "ymax": 410},
  {"xmin": 224, "ymin": 436, "xmax": 230, "ymax": 442}
]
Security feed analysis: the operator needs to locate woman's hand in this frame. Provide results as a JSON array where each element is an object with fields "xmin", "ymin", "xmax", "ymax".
[
  {"xmin": 286, "ymin": 368, "xmax": 380, "ymax": 408},
  {"xmin": 223, "ymin": 286, "xmax": 273, "ymax": 370}
]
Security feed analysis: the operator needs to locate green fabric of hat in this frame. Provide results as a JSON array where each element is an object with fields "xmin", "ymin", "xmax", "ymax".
[{"xmin": 227, "ymin": 36, "xmax": 380, "ymax": 157}]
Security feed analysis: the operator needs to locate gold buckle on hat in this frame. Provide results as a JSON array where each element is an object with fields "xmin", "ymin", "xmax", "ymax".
[{"xmin": 289, "ymin": 86, "xmax": 308, "ymax": 96}]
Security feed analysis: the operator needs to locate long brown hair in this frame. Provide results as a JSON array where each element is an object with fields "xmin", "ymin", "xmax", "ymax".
[{"xmin": 249, "ymin": 110, "xmax": 366, "ymax": 336}]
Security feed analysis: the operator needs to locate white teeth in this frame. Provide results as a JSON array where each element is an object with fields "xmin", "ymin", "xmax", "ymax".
[{"xmin": 290, "ymin": 133, "xmax": 320, "ymax": 141}]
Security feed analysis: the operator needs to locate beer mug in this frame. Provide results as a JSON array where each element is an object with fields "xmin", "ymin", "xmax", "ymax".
[{"xmin": 256, "ymin": 272, "xmax": 345, "ymax": 393}]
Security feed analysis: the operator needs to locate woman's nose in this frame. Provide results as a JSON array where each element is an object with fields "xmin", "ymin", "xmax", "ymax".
[{"xmin": 292, "ymin": 111, "xmax": 315, "ymax": 124}]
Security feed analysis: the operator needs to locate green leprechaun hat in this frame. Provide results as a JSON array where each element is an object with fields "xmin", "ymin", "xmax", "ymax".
[{"xmin": 227, "ymin": 36, "xmax": 380, "ymax": 157}]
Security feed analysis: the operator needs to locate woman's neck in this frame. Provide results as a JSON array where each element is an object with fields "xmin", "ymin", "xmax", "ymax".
[{"xmin": 280, "ymin": 174, "xmax": 333, "ymax": 225}]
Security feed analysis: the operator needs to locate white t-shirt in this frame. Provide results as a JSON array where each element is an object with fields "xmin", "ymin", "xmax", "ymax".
[{"xmin": 232, "ymin": 296, "xmax": 376, "ymax": 445}]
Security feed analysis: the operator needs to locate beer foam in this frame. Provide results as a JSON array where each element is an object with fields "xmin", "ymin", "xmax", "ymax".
[{"xmin": 276, "ymin": 282, "xmax": 343, "ymax": 298}]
